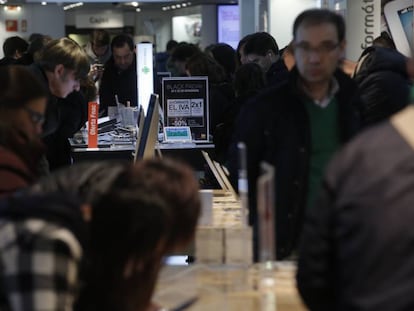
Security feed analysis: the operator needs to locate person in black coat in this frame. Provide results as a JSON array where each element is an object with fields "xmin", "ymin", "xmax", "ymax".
[
  {"xmin": 0, "ymin": 36, "xmax": 28, "ymax": 67},
  {"xmin": 99, "ymin": 34, "xmax": 137, "ymax": 115},
  {"xmin": 243, "ymin": 32, "xmax": 289, "ymax": 88},
  {"xmin": 228, "ymin": 9, "xmax": 362, "ymax": 260},
  {"xmin": 353, "ymin": 46, "xmax": 411, "ymax": 126},
  {"xmin": 30, "ymin": 38, "xmax": 90, "ymax": 172}
]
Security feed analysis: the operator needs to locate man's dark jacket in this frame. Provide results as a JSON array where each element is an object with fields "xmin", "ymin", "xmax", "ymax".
[
  {"xmin": 30, "ymin": 65, "xmax": 87, "ymax": 171},
  {"xmin": 265, "ymin": 58, "xmax": 290, "ymax": 88},
  {"xmin": 297, "ymin": 108, "xmax": 414, "ymax": 310},
  {"xmin": 99, "ymin": 56, "xmax": 137, "ymax": 115},
  {"xmin": 228, "ymin": 67, "xmax": 362, "ymax": 260}
]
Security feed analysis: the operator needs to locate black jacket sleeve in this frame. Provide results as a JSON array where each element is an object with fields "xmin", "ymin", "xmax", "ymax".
[{"xmin": 296, "ymin": 176, "xmax": 336, "ymax": 310}]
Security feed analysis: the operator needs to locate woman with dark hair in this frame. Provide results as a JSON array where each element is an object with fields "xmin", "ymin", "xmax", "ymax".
[
  {"xmin": 5, "ymin": 158, "xmax": 201, "ymax": 311},
  {"xmin": 79, "ymin": 158, "xmax": 201, "ymax": 311},
  {"xmin": 234, "ymin": 62, "xmax": 266, "ymax": 104},
  {"xmin": 185, "ymin": 52, "xmax": 235, "ymax": 161},
  {"xmin": 0, "ymin": 159, "xmax": 200, "ymax": 311},
  {"xmin": 0, "ymin": 65, "xmax": 48, "ymax": 197}
]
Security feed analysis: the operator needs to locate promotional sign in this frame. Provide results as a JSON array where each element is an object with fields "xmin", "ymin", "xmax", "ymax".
[
  {"xmin": 136, "ymin": 43, "xmax": 154, "ymax": 114},
  {"xmin": 87, "ymin": 101, "xmax": 98, "ymax": 148},
  {"xmin": 172, "ymin": 14, "xmax": 202, "ymax": 44},
  {"xmin": 162, "ymin": 77, "xmax": 209, "ymax": 142},
  {"xmin": 217, "ymin": 5, "xmax": 240, "ymax": 49},
  {"xmin": 345, "ymin": 0, "xmax": 382, "ymax": 61},
  {"xmin": 345, "ymin": 0, "xmax": 413, "ymax": 60}
]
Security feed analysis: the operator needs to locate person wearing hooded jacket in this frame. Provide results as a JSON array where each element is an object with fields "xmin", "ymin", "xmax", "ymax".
[{"xmin": 353, "ymin": 46, "xmax": 412, "ymax": 126}]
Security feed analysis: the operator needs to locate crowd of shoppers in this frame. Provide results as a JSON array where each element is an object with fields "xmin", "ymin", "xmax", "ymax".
[{"xmin": 1, "ymin": 6, "xmax": 414, "ymax": 311}]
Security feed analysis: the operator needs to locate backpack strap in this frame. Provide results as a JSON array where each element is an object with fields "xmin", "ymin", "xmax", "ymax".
[{"xmin": 390, "ymin": 105, "xmax": 414, "ymax": 150}]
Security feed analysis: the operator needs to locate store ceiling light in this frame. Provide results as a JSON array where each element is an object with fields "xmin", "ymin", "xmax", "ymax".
[
  {"xmin": 136, "ymin": 7, "xmax": 140, "ymax": 12},
  {"xmin": 41, "ymin": 1, "xmax": 47, "ymax": 5},
  {"xmin": 4, "ymin": 5, "xmax": 21, "ymax": 11},
  {"xmin": 131, "ymin": 1, "xmax": 138, "ymax": 7}
]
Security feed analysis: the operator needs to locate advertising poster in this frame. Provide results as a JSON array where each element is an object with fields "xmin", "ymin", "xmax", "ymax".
[
  {"xmin": 217, "ymin": 5, "xmax": 240, "ymax": 49},
  {"xmin": 162, "ymin": 77, "xmax": 209, "ymax": 141},
  {"xmin": 345, "ymin": 0, "xmax": 413, "ymax": 60},
  {"xmin": 381, "ymin": 0, "xmax": 413, "ymax": 56},
  {"xmin": 172, "ymin": 14, "xmax": 202, "ymax": 44}
]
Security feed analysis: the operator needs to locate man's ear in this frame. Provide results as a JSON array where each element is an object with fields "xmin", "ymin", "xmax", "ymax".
[
  {"xmin": 339, "ymin": 40, "xmax": 346, "ymax": 58},
  {"xmin": 14, "ymin": 50, "xmax": 22, "ymax": 59},
  {"xmin": 54, "ymin": 64, "xmax": 65, "ymax": 78},
  {"xmin": 80, "ymin": 204, "xmax": 92, "ymax": 222}
]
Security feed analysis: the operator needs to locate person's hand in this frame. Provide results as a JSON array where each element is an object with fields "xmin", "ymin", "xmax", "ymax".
[{"xmin": 88, "ymin": 64, "xmax": 104, "ymax": 82}]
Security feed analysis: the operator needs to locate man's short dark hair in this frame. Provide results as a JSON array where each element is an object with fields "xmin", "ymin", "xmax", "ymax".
[
  {"xmin": 243, "ymin": 32, "xmax": 279, "ymax": 56},
  {"xmin": 373, "ymin": 31, "xmax": 396, "ymax": 49},
  {"xmin": 170, "ymin": 43, "xmax": 200, "ymax": 62},
  {"xmin": 293, "ymin": 9, "xmax": 346, "ymax": 42},
  {"xmin": 166, "ymin": 40, "xmax": 178, "ymax": 52},
  {"xmin": 3, "ymin": 36, "xmax": 28, "ymax": 58},
  {"xmin": 38, "ymin": 38, "xmax": 90, "ymax": 80},
  {"xmin": 90, "ymin": 29, "xmax": 110, "ymax": 47},
  {"xmin": 111, "ymin": 34, "xmax": 134, "ymax": 52}
]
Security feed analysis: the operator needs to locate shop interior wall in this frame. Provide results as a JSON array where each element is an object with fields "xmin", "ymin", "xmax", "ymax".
[
  {"xmin": 0, "ymin": 3, "xmax": 221, "ymax": 58},
  {"xmin": 0, "ymin": 3, "xmax": 65, "ymax": 57},
  {"xmin": 268, "ymin": 0, "xmax": 319, "ymax": 48}
]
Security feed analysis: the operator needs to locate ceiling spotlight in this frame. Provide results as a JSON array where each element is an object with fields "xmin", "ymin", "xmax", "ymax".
[
  {"xmin": 176, "ymin": 4, "xmax": 181, "ymax": 8},
  {"xmin": 136, "ymin": 7, "xmax": 140, "ymax": 12},
  {"xmin": 4, "ymin": 5, "xmax": 21, "ymax": 11},
  {"xmin": 41, "ymin": 1, "xmax": 47, "ymax": 5},
  {"xmin": 171, "ymin": 5, "xmax": 176, "ymax": 9},
  {"xmin": 182, "ymin": 3, "xmax": 187, "ymax": 7},
  {"xmin": 162, "ymin": 7, "xmax": 167, "ymax": 11},
  {"xmin": 63, "ymin": 2, "xmax": 83, "ymax": 10},
  {"xmin": 131, "ymin": 2, "xmax": 138, "ymax": 7}
]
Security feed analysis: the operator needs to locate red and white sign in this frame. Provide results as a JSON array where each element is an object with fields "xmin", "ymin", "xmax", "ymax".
[{"xmin": 88, "ymin": 101, "xmax": 98, "ymax": 148}]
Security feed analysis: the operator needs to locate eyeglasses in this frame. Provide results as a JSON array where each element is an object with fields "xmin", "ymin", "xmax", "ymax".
[
  {"xmin": 293, "ymin": 41, "xmax": 341, "ymax": 55},
  {"xmin": 23, "ymin": 106, "xmax": 45, "ymax": 125}
]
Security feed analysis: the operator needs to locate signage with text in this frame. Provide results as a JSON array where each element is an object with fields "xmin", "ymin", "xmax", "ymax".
[
  {"xmin": 87, "ymin": 101, "xmax": 98, "ymax": 148},
  {"xmin": 162, "ymin": 77, "xmax": 209, "ymax": 141},
  {"xmin": 75, "ymin": 12, "xmax": 123, "ymax": 28}
]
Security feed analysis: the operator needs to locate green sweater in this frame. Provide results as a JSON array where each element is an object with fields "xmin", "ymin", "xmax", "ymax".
[{"xmin": 305, "ymin": 98, "xmax": 341, "ymax": 210}]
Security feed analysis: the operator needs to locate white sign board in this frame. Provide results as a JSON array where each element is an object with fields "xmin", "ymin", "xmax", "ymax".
[
  {"xmin": 172, "ymin": 14, "xmax": 202, "ymax": 44},
  {"xmin": 217, "ymin": 5, "xmax": 240, "ymax": 50},
  {"xmin": 345, "ymin": 0, "xmax": 381, "ymax": 61},
  {"xmin": 75, "ymin": 12, "xmax": 124, "ymax": 28},
  {"xmin": 136, "ymin": 43, "xmax": 154, "ymax": 114}
]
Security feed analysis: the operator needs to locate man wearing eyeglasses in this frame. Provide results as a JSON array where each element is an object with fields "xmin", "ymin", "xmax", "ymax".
[{"xmin": 228, "ymin": 9, "xmax": 362, "ymax": 261}]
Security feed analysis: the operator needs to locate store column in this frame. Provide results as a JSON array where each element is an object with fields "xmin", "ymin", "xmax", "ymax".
[{"xmin": 239, "ymin": 0, "xmax": 257, "ymax": 37}]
